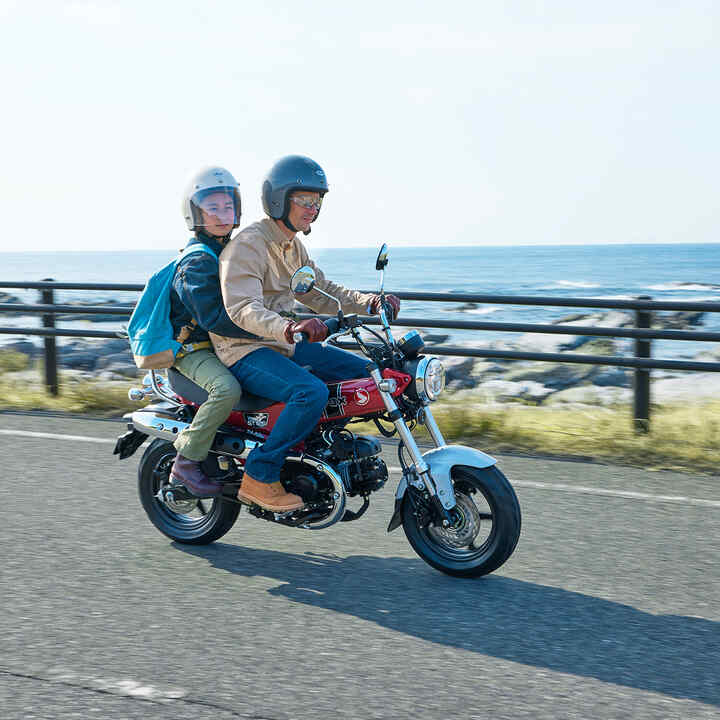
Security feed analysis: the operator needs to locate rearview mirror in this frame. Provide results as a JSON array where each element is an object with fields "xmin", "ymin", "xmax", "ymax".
[
  {"xmin": 375, "ymin": 244, "xmax": 389, "ymax": 271},
  {"xmin": 290, "ymin": 266, "xmax": 316, "ymax": 295}
]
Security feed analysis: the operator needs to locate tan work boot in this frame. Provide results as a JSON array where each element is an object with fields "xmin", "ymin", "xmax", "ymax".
[{"xmin": 237, "ymin": 472, "xmax": 305, "ymax": 512}]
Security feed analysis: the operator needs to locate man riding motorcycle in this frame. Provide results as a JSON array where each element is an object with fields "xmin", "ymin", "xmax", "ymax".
[{"xmin": 210, "ymin": 155, "xmax": 400, "ymax": 513}]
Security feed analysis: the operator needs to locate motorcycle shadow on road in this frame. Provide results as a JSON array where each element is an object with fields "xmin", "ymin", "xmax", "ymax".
[{"xmin": 174, "ymin": 542, "xmax": 719, "ymax": 708}]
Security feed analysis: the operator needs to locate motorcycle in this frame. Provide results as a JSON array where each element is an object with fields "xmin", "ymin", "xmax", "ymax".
[{"xmin": 114, "ymin": 245, "xmax": 521, "ymax": 577}]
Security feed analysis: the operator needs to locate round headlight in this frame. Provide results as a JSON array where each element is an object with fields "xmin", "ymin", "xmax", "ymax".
[{"xmin": 415, "ymin": 357, "xmax": 446, "ymax": 402}]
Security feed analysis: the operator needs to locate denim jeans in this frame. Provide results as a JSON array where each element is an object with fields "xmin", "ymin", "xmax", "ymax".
[{"xmin": 228, "ymin": 342, "xmax": 369, "ymax": 483}]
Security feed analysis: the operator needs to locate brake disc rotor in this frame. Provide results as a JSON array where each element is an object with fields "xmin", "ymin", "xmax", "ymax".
[{"xmin": 427, "ymin": 492, "xmax": 482, "ymax": 549}]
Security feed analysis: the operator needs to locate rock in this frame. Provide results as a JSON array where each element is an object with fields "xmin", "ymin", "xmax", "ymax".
[
  {"xmin": 591, "ymin": 368, "xmax": 631, "ymax": 388},
  {"xmin": 97, "ymin": 338, "xmax": 132, "ymax": 354},
  {"xmin": 0, "ymin": 340, "xmax": 39, "ymax": 356},
  {"xmin": 0, "ymin": 291, "xmax": 23, "ymax": 305},
  {"xmin": 102, "ymin": 362, "xmax": 141, "ymax": 378},
  {"xmin": 97, "ymin": 370, "xmax": 129, "ymax": 382},
  {"xmin": 95, "ymin": 351, "xmax": 135, "ymax": 370},
  {"xmin": 503, "ymin": 362, "xmax": 598, "ymax": 390},
  {"xmin": 545, "ymin": 386, "xmax": 632, "ymax": 406},
  {"xmin": 470, "ymin": 361, "xmax": 507, "ymax": 378},
  {"xmin": 652, "ymin": 372, "xmax": 720, "ymax": 402},
  {"xmin": 454, "ymin": 303, "xmax": 479, "ymax": 311},
  {"xmin": 474, "ymin": 379, "xmax": 554, "ymax": 403},
  {"xmin": 441, "ymin": 356, "xmax": 475, "ymax": 381},
  {"xmin": 654, "ymin": 311, "xmax": 705, "ymax": 329},
  {"xmin": 58, "ymin": 351, "xmax": 98, "ymax": 370}
]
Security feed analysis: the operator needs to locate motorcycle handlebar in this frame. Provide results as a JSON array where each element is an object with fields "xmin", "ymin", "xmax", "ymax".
[
  {"xmin": 293, "ymin": 317, "xmax": 342, "ymax": 344},
  {"xmin": 381, "ymin": 301, "xmax": 396, "ymax": 323}
]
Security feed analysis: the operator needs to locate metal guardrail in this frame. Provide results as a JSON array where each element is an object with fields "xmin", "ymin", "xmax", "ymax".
[{"xmin": 2, "ymin": 280, "xmax": 720, "ymax": 432}]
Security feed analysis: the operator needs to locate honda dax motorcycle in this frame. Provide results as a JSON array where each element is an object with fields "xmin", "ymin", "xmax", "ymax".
[{"xmin": 115, "ymin": 245, "xmax": 521, "ymax": 577}]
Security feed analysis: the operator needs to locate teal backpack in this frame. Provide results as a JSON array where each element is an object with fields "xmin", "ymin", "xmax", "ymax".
[{"xmin": 128, "ymin": 243, "xmax": 218, "ymax": 369}]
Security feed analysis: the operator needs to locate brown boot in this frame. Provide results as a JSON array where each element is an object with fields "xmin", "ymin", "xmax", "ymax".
[{"xmin": 237, "ymin": 472, "xmax": 305, "ymax": 512}]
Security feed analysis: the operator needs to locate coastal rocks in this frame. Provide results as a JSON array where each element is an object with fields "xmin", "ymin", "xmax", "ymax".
[
  {"xmin": 655, "ymin": 311, "xmax": 704, "ymax": 329},
  {"xmin": 0, "ymin": 291, "xmax": 23, "ymax": 306},
  {"xmin": 58, "ymin": 338, "xmax": 137, "ymax": 375},
  {"xmin": 502, "ymin": 362, "xmax": 598, "ymax": 391},
  {"xmin": 473, "ymin": 379, "xmax": 554, "ymax": 403},
  {"xmin": 0, "ymin": 339, "xmax": 40, "ymax": 357},
  {"xmin": 95, "ymin": 351, "xmax": 139, "ymax": 377},
  {"xmin": 545, "ymin": 386, "xmax": 633, "ymax": 406},
  {"xmin": 652, "ymin": 372, "xmax": 720, "ymax": 402},
  {"xmin": 441, "ymin": 356, "xmax": 476, "ymax": 390},
  {"xmin": 591, "ymin": 367, "xmax": 631, "ymax": 388}
]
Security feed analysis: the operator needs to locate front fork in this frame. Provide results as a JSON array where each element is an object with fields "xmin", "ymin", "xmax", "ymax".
[{"xmin": 369, "ymin": 367, "xmax": 457, "ymax": 524}]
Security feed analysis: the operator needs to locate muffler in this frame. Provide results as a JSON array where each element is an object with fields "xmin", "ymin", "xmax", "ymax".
[{"xmin": 131, "ymin": 406, "xmax": 256, "ymax": 458}]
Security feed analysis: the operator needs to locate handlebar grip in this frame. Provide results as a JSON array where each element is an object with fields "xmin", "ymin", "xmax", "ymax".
[
  {"xmin": 381, "ymin": 302, "xmax": 396, "ymax": 322},
  {"xmin": 324, "ymin": 317, "xmax": 341, "ymax": 335}
]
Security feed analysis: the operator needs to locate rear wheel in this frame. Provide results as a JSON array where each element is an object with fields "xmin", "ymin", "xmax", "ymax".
[
  {"xmin": 137, "ymin": 438, "xmax": 240, "ymax": 545},
  {"xmin": 401, "ymin": 465, "xmax": 521, "ymax": 578}
]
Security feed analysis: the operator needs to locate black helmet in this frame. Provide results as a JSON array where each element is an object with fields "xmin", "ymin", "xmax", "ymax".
[{"xmin": 262, "ymin": 155, "xmax": 328, "ymax": 233}]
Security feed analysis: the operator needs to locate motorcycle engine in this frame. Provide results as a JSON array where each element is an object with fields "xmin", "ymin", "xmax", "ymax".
[
  {"xmin": 329, "ymin": 432, "xmax": 388, "ymax": 497},
  {"xmin": 281, "ymin": 470, "xmax": 322, "ymax": 503}
]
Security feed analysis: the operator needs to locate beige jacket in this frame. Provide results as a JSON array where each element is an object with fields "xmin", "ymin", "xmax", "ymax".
[{"xmin": 211, "ymin": 218, "xmax": 376, "ymax": 366}]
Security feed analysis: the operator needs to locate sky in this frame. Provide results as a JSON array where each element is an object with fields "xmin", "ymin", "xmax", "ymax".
[{"xmin": 0, "ymin": 0, "xmax": 718, "ymax": 251}]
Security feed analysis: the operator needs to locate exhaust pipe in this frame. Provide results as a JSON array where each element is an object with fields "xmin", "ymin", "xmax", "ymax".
[{"xmin": 131, "ymin": 408, "xmax": 257, "ymax": 458}]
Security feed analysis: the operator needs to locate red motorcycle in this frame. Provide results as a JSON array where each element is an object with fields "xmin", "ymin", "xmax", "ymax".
[{"xmin": 115, "ymin": 245, "xmax": 521, "ymax": 577}]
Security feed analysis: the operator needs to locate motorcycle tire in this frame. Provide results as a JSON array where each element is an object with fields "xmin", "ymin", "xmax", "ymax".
[
  {"xmin": 401, "ymin": 465, "xmax": 521, "ymax": 578},
  {"xmin": 137, "ymin": 438, "xmax": 240, "ymax": 545}
]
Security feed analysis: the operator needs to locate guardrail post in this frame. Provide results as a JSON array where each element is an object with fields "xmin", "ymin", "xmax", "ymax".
[
  {"xmin": 40, "ymin": 279, "xmax": 58, "ymax": 396},
  {"xmin": 633, "ymin": 295, "xmax": 652, "ymax": 433}
]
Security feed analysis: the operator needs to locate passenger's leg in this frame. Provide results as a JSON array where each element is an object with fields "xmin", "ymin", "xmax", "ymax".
[
  {"xmin": 229, "ymin": 348, "xmax": 329, "ymax": 511},
  {"xmin": 171, "ymin": 349, "xmax": 242, "ymax": 497}
]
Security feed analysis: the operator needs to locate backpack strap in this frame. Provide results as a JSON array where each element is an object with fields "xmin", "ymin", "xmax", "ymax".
[
  {"xmin": 176, "ymin": 318, "xmax": 197, "ymax": 345},
  {"xmin": 173, "ymin": 243, "xmax": 220, "ymax": 346}
]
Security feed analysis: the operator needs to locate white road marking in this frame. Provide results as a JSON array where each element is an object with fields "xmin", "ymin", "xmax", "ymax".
[
  {"xmin": 0, "ymin": 429, "xmax": 717, "ymax": 508},
  {"xmin": 47, "ymin": 670, "xmax": 186, "ymax": 701},
  {"xmin": 387, "ymin": 466, "xmax": 720, "ymax": 508},
  {"xmin": 0, "ymin": 428, "xmax": 115, "ymax": 444}
]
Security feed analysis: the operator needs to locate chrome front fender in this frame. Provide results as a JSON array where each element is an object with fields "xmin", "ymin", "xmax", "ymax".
[{"xmin": 387, "ymin": 444, "xmax": 496, "ymax": 532}]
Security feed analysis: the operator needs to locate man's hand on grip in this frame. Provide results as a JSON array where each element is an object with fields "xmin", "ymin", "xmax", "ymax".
[
  {"xmin": 284, "ymin": 318, "xmax": 329, "ymax": 344},
  {"xmin": 369, "ymin": 294, "xmax": 401, "ymax": 320}
]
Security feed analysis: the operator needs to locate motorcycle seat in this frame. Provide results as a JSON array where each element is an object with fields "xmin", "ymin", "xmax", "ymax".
[{"xmin": 167, "ymin": 367, "xmax": 275, "ymax": 413}]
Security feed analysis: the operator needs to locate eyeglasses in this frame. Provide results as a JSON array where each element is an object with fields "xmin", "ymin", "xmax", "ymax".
[{"xmin": 291, "ymin": 195, "xmax": 323, "ymax": 211}]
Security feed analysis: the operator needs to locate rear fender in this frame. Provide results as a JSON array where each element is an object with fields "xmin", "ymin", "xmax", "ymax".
[{"xmin": 387, "ymin": 445, "xmax": 497, "ymax": 532}]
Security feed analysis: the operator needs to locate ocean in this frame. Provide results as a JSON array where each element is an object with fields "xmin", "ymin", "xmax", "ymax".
[{"xmin": 1, "ymin": 243, "xmax": 719, "ymax": 361}]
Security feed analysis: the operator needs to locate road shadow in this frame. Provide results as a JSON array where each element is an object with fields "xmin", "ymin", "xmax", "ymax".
[{"xmin": 174, "ymin": 543, "xmax": 720, "ymax": 706}]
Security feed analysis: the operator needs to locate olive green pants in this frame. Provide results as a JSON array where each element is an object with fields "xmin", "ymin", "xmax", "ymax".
[{"xmin": 172, "ymin": 348, "xmax": 242, "ymax": 461}]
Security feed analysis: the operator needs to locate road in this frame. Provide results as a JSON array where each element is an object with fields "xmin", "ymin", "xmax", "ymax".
[{"xmin": 1, "ymin": 411, "xmax": 719, "ymax": 719}]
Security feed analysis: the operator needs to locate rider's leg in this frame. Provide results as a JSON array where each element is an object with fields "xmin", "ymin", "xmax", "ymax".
[
  {"xmin": 171, "ymin": 348, "xmax": 241, "ymax": 497},
  {"xmin": 228, "ymin": 348, "xmax": 329, "ymax": 512},
  {"xmin": 291, "ymin": 341, "xmax": 369, "ymax": 382}
]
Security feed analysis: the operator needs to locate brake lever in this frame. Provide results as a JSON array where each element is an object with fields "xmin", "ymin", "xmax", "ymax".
[{"xmin": 322, "ymin": 329, "xmax": 353, "ymax": 348}]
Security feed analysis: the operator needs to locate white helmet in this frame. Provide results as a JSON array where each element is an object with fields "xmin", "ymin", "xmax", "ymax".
[{"xmin": 182, "ymin": 166, "xmax": 241, "ymax": 232}]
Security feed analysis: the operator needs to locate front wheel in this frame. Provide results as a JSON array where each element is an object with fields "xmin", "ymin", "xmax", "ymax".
[
  {"xmin": 401, "ymin": 465, "xmax": 521, "ymax": 578},
  {"xmin": 138, "ymin": 438, "xmax": 241, "ymax": 545}
]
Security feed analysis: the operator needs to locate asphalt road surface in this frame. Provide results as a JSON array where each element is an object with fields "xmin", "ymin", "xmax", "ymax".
[{"xmin": 1, "ymin": 411, "xmax": 719, "ymax": 719}]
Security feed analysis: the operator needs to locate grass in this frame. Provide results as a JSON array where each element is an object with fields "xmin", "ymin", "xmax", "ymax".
[
  {"xmin": 0, "ymin": 355, "xmax": 138, "ymax": 416},
  {"xmin": 0, "ymin": 357, "xmax": 718, "ymax": 474},
  {"xmin": 349, "ymin": 397, "xmax": 720, "ymax": 475},
  {"xmin": 423, "ymin": 397, "xmax": 720, "ymax": 474},
  {"xmin": 0, "ymin": 350, "xmax": 31, "ymax": 373}
]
